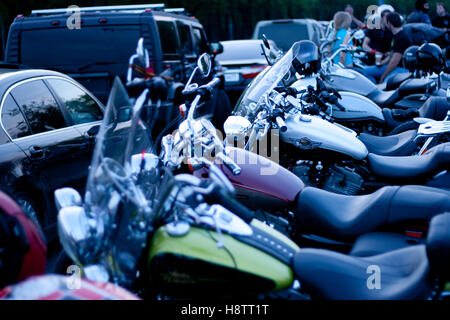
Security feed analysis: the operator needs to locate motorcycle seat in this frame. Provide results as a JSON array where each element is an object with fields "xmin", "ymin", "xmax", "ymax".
[
  {"xmin": 385, "ymin": 72, "xmax": 413, "ymax": 91},
  {"xmin": 367, "ymin": 142, "xmax": 450, "ymax": 179},
  {"xmin": 293, "ymin": 245, "xmax": 431, "ymax": 299},
  {"xmin": 358, "ymin": 129, "xmax": 418, "ymax": 156},
  {"xmin": 368, "ymin": 89, "xmax": 400, "ymax": 108},
  {"xmin": 350, "ymin": 232, "xmax": 425, "ymax": 257},
  {"xmin": 295, "ymin": 185, "xmax": 450, "ymax": 240},
  {"xmin": 398, "ymin": 78, "xmax": 437, "ymax": 97}
]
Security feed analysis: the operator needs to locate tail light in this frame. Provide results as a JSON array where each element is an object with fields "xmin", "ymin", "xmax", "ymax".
[{"xmin": 241, "ymin": 65, "xmax": 268, "ymax": 79}]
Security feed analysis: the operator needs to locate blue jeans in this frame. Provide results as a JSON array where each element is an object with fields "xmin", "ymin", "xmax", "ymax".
[{"xmin": 361, "ymin": 65, "xmax": 409, "ymax": 84}]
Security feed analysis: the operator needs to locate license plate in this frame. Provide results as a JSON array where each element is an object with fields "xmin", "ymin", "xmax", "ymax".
[{"xmin": 225, "ymin": 73, "xmax": 240, "ymax": 83}]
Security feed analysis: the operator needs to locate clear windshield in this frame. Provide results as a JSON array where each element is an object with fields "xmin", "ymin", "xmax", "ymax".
[
  {"xmin": 83, "ymin": 77, "xmax": 156, "ymax": 286},
  {"xmin": 233, "ymin": 42, "xmax": 300, "ymax": 122}
]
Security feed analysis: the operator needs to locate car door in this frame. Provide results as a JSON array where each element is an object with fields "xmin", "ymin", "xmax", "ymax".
[
  {"xmin": 45, "ymin": 77, "xmax": 104, "ymax": 195},
  {"xmin": 8, "ymin": 78, "xmax": 87, "ymax": 225}
]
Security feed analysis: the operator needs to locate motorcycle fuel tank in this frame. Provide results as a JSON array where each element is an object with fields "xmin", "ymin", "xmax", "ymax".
[
  {"xmin": 325, "ymin": 66, "xmax": 377, "ymax": 96},
  {"xmin": 281, "ymin": 113, "xmax": 369, "ymax": 160},
  {"xmin": 194, "ymin": 147, "xmax": 305, "ymax": 209},
  {"xmin": 147, "ymin": 222, "xmax": 296, "ymax": 298},
  {"xmin": 333, "ymin": 91, "xmax": 385, "ymax": 122},
  {"xmin": 292, "ymin": 77, "xmax": 385, "ymax": 122}
]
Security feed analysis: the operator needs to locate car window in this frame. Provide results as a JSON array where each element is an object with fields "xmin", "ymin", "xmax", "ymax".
[
  {"xmin": 20, "ymin": 26, "xmax": 141, "ymax": 68},
  {"xmin": 1, "ymin": 94, "xmax": 31, "ymax": 139},
  {"xmin": 156, "ymin": 20, "xmax": 180, "ymax": 60},
  {"xmin": 177, "ymin": 22, "xmax": 193, "ymax": 56},
  {"xmin": 47, "ymin": 78, "xmax": 103, "ymax": 125},
  {"xmin": 192, "ymin": 27, "xmax": 208, "ymax": 56},
  {"xmin": 257, "ymin": 23, "xmax": 309, "ymax": 51},
  {"xmin": 10, "ymin": 80, "xmax": 66, "ymax": 134}
]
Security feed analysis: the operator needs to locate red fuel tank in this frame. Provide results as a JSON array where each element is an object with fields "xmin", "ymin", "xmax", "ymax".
[{"xmin": 194, "ymin": 147, "xmax": 304, "ymax": 210}]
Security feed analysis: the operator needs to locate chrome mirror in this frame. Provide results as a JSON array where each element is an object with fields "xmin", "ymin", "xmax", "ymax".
[
  {"xmin": 57, "ymin": 206, "xmax": 99, "ymax": 265},
  {"xmin": 136, "ymin": 37, "xmax": 150, "ymax": 69},
  {"xmin": 197, "ymin": 53, "xmax": 212, "ymax": 78}
]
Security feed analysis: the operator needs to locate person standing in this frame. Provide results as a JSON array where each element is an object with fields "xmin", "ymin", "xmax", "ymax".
[
  {"xmin": 362, "ymin": 9, "xmax": 394, "ymax": 65},
  {"xmin": 332, "ymin": 11, "xmax": 354, "ymax": 67},
  {"xmin": 407, "ymin": 0, "xmax": 432, "ymax": 24},
  {"xmin": 361, "ymin": 12, "xmax": 411, "ymax": 83}
]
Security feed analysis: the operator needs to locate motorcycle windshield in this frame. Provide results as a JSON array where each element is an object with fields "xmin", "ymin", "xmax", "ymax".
[
  {"xmin": 85, "ymin": 76, "xmax": 155, "ymax": 237},
  {"xmin": 233, "ymin": 41, "xmax": 300, "ymax": 120},
  {"xmin": 83, "ymin": 77, "xmax": 157, "ymax": 286}
]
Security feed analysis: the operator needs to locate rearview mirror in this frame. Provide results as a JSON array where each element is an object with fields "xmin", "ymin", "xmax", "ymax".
[
  {"xmin": 197, "ymin": 53, "xmax": 212, "ymax": 78},
  {"xmin": 209, "ymin": 42, "xmax": 224, "ymax": 55},
  {"xmin": 136, "ymin": 38, "xmax": 150, "ymax": 69},
  {"xmin": 262, "ymin": 34, "xmax": 271, "ymax": 50}
]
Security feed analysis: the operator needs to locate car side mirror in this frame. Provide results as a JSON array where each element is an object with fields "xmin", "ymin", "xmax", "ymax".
[{"xmin": 209, "ymin": 42, "xmax": 224, "ymax": 55}]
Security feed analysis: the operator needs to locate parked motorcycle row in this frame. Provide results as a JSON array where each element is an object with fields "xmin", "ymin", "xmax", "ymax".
[{"xmin": 17, "ymin": 32, "xmax": 443, "ymax": 301}]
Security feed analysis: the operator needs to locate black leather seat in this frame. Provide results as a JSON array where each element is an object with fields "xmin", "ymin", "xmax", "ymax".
[
  {"xmin": 368, "ymin": 142, "xmax": 450, "ymax": 179},
  {"xmin": 350, "ymin": 232, "xmax": 425, "ymax": 257},
  {"xmin": 296, "ymin": 185, "xmax": 450, "ymax": 240},
  {"xmin": 293, "ymin": 245, "xmax": 431, "ymax": 299},
  {"xmin": 418, "ymin": 96, "xmax": 450, "ymax": 120},
  {"xmin": 293, "ymin": 213, "xmax": 450, "ymax": 299},
  {"xmin": 398, "ymin": 78, "xmax": 437, "ymax": 97},
  {"xmin": 385, "ymin": 72, "xmax": 412, "ymax": 91},
  {"xmin": 359, "ymin": 129, "xmax": 418, "ymax": 156},
  {"xmin": 368, "ymin": 89, "xmax": 400, "ymax": 108}
]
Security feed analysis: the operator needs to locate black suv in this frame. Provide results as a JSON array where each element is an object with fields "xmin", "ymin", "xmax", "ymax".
[
  {"xmin": 5, "ymin": 4, "xmax": 230, "ymax": 132},
  {"xmin": 5, "ymin": 4, "xmax": 209, "ymax": 103}
]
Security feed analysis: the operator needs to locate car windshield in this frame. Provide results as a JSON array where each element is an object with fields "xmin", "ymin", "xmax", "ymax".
[
  {"xmin": 233, "ymin": 41, "xmax": 300, "ymax": 121},
  {"xmin": 256, "ymin": 23, "xmax": 308, "ymax": 51}
]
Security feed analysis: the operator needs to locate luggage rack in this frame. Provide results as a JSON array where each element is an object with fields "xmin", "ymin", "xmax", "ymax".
[{"xmin": 30, "ymin": 4, "xmax": 171, "ymax": 16}]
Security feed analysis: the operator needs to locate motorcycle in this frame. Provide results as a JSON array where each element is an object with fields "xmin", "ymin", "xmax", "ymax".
[
  {"xmin": 292, "ymin": 38, "xmax": 449, "ymax": 135},
  {"xmin": 224, "ymin": 41, "xmax": 450, "ymax": 195},
  {"xmin": 54, "ymin": 42, "xmax": 450, "ymax": 299},
  {"xmin": 159, "ymin": 52, "xmax": 450, "ymax": 254}
]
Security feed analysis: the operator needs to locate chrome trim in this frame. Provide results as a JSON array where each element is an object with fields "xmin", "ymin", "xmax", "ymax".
[{"xmin": 0, "ymin": 75, "xmax": 103, "ymax": 142}]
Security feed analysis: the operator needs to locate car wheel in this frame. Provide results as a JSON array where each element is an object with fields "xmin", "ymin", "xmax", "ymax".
[{"xmin": 15, "ymin": 192, "xmax": 43, "ymax": 233}]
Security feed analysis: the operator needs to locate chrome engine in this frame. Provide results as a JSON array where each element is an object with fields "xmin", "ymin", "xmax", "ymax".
[{"xmin": 293, "ymin": 161, "xmax": 364, "ymax": 195}]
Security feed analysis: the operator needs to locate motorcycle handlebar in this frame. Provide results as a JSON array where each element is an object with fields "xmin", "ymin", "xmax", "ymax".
[
  {"xmin": 206, "ymin": 186, "xmax": 254, "ymax": 223},
  {"xmin": 217, "ymin": 153, "xmax": 241, "ymax": 175}
]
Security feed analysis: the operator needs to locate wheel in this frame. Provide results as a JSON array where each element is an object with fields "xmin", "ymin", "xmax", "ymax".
[{"xmin": 15, "ymin": 191, "xmax": 44, "ymax": 235}]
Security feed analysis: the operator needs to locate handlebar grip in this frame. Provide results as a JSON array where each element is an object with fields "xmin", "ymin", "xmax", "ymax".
[
  {"xmin": 219, "ymin": 154, "xmax": 241, "ymax": 175},
  {"xmin": 334, "ymin": 101, "xmax": 346, "ymax": 111},
  {"xmin": 207, "ymin": 187, "xmax": 254, "ymax": 223},
  {"xmin": 275, "ymin": 116, "xmax": 287, "ymax": 132}
]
